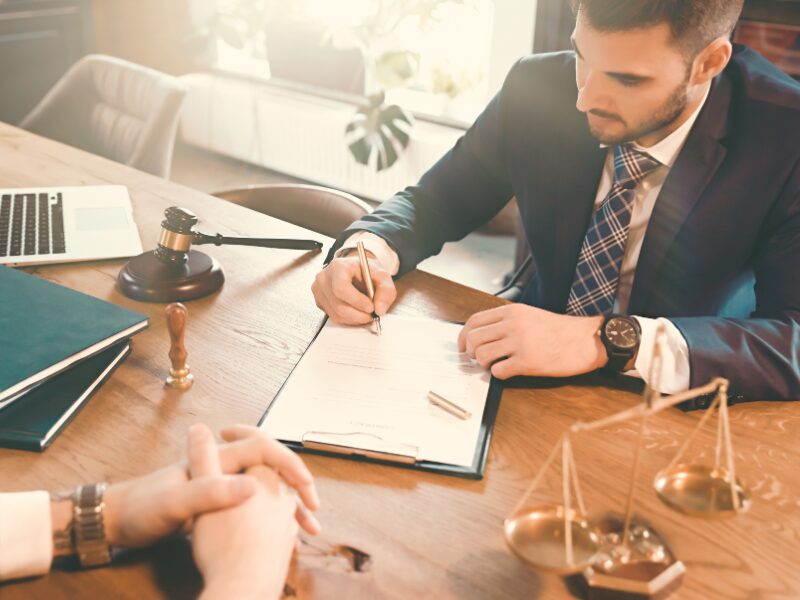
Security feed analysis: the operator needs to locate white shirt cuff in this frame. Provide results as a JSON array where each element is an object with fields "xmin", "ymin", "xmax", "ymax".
[
  {"xmin": 340, "ymin": 232, "xmax": 400, "ymax": 276},
  {"xmin": 629, "ymin": 317, "xmax": 691, "ymax": 394},
  {"xmin": 0, "ymin": 491, "xmax": 53, "ymax": 581}
]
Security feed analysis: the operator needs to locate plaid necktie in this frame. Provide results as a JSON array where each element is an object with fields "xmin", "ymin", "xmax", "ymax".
[{"xmin": 565, "ymin": 144, "xmax": 661, "ymax": 316}]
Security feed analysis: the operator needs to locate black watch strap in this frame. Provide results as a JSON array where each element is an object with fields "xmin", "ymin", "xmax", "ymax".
[{"xmin": 605, "ymin": 352, "xmax": 632, "ymax": 372}]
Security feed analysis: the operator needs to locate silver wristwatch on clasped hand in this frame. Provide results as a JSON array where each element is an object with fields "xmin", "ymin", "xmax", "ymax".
[{"xmin": 73, "ymin": 482, "xmax": 112, "ymax": 567}]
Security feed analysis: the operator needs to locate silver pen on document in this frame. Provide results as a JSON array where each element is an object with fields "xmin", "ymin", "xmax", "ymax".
[{"xmin": 427, "ymin": 390, "xmax": 471, "ymax": 420}]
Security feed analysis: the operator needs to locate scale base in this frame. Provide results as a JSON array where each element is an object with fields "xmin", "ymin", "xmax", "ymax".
[
  {"xmin": 117, "ymin": 250, "xmax": 224, "ymax": 302},
  {"xmin": 583, "ymin": 560, "xmax": 685, "ymax": 600},
  {"xmin": 583, "ymin": 515, "xmax": 684, "ymax": 600}
]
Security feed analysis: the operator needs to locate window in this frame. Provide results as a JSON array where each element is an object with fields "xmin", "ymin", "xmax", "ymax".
[{"xmin": 210, "ymin": 0, "xmax": 536, "ymax": 126}]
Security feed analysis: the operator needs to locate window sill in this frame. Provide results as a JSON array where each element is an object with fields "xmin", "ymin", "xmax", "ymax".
[{"xmin": 209, "ymin": 66, "xmax": 471, "ymax": 131}]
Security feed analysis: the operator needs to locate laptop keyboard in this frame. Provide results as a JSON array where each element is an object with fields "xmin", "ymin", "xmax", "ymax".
[{"xmin": 0, "ymin": 193, "xmax": 66, "ymax": 257}]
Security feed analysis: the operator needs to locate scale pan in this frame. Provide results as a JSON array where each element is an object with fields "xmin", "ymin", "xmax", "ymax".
[
  {"xmin": 504, "ymin": 505, "xmax": 599, "ymax": 574},
  {"xmin": 654, "ymin": 464, "xmax": 751, "ymax": 518}
]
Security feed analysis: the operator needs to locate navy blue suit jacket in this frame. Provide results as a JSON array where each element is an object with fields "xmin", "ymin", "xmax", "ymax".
[{"xmin": 329, "ymin": 46, "xmax": 800, "ymax": 400}]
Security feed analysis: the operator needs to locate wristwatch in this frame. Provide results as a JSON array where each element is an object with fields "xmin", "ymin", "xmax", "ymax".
[
  {"xmin": 599, "ymin": 314, "xmax": 641, "ymax": 372},
  {"xmin": 73, "ymin": 483, "xmax": 112, "ymax": 567}
]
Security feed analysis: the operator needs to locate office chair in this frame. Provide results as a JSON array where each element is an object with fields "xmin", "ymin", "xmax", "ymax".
[
  {"xmin": 212, "ymin": 183, "xmax": 372, "ymax": 238},
  {"xmin": 19, "ymin": 54, "xmax": 186, "ymax": 179},
  {"xmin": 493, "ymin": 199, "xmax": 531, "ymax": 301},
  {"xmin": 495, "ymin": 254, "xmax": 535, "ymax": 301}
]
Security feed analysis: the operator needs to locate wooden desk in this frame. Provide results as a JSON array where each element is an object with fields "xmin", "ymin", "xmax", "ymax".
[{"xmin": 1, "ymin": 123, "xmax": 799, "ymax": 599}]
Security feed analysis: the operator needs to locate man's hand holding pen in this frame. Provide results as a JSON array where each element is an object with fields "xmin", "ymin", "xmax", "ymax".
[{"xmin": 312, "ymin": 246, "xmax": 397, "ymax": 326}]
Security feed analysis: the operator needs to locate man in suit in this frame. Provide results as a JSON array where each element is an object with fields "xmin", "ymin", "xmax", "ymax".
[{"xmin": 312, "ymin": 0, "xmax": 800, "ymax": 401}]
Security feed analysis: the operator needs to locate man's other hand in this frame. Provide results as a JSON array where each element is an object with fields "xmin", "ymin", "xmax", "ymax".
[{"xmin": 458, "ymin": 304, "xmax": 606, "ymax": 379}]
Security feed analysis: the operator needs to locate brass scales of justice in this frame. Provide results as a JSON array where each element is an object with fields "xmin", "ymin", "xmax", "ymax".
[{"xmin": 503, "ymin": 326, "xmax": 752, "ymax": 599}]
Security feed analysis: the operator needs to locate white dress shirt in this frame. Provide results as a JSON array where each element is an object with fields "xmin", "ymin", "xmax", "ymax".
[
  {"xmin": 0, "ymin": 491, "xmax": 53, "ymax": 581},
  {"xmin": 343, "ymin": 87, "xmax": 711, "ymax": 394}
]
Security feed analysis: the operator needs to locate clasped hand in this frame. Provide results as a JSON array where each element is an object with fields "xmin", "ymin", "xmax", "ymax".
[{"xmin": 102, "ymin": 424, "xmax": 320, "ymax": 598}]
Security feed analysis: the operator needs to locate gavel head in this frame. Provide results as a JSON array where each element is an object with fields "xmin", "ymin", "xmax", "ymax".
[{"xmin": 155, "ymin": 207, "xmax": 198, "ymax": 265}]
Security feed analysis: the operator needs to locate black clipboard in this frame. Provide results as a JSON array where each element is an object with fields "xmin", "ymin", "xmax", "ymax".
[{"xmin": 258, "ymin": 318, "xmax": 504, "ymax": 480}]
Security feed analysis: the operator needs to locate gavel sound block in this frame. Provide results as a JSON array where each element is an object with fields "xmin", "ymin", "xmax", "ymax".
[
  {"xmin": 118, "ymin": 248, "xmax": 224, "ymax": 303},
  {"xmin": 117, "ymin": 206, "xmax": 322, "ymax": 302}
]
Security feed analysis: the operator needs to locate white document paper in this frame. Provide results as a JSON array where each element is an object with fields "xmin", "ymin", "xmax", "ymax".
[{"xmin": 261, "ymin": 314, "xmax": 492, "ymax": 468}]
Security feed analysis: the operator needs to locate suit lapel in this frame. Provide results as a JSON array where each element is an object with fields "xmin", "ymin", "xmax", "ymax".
[{"xmin": 628, "ymin": 75, "xmax": 731, "ymax": 314}]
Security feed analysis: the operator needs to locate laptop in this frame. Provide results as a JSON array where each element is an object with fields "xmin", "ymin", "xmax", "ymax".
[{"xmin": 0, "ymin": 185, "xmax": 143, "ymax": 266}]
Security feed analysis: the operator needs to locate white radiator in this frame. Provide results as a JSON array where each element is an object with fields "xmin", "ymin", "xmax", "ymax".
[{"xmin": 178, "ymin": 73, "xmax": 466, "ymax": 201}]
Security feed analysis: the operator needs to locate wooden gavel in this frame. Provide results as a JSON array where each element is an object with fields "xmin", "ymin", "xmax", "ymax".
[
  {"xmin": 118, "ymin": 206, "xmax": 323, "ymax": 303},
  {"xmin": 155, "ymin": 206, "xmax": 322, "ymax": 266}
]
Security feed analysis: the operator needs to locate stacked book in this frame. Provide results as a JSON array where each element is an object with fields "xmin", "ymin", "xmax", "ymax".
[{"xmin": 0, "ymin": 266, "xmax": 147, "ymax": 451}]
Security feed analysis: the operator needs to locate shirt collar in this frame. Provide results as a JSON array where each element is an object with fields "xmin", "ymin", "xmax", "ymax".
[{"xmin": 600, "ymin": 85, "xmax": 711, "ymax": 168}]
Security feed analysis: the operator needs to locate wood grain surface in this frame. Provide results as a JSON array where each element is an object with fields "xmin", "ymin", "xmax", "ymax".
[{"xmin": 1, "ymin": 123, "xmax": 798, "ymax": 599}]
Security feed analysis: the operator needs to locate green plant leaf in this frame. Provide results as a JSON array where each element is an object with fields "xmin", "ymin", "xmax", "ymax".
[{"xmin": 345, "ymin": 92, "xmax": 413, "ymax": 171}]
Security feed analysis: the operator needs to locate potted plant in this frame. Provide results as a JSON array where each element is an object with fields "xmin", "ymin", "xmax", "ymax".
[{"xmin": 204, "ymin": 0, "xmax": 479, "ymax": 171}]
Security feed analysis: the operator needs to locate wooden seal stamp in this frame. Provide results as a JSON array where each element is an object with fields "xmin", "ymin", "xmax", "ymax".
[{"xmin": 165, "ymin": 302, "xmax": 194, "ymax": 389}]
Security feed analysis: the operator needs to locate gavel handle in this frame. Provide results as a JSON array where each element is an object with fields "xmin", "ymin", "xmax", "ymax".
[{"xmin": 193, "ymin": 232, "xmax": 322, "ymax": 251}]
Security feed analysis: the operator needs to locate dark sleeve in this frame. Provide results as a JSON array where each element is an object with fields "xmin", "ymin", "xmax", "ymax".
[
  {"xmin": 672, "ymin": 160, "xmax": 800, "ymax": 400},
  {"xmin": 325, "ymin": 61, "xmax": 520, "ymax": 276}
]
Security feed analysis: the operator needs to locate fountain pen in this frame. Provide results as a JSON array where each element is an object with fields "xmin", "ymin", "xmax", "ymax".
[{"xmin": 356, "ymin": 241, "xmax": 382, "ymax": 335}]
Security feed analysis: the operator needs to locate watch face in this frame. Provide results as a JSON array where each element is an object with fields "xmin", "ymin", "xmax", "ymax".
[{"xmin": 605, "ymin": 318, "xmax": 639, "ymax": 349}]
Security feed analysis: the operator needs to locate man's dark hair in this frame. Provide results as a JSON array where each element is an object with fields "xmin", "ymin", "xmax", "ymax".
[{"xmin": 571, "ymin": 0, "xmax": 745, "ymax": 58}]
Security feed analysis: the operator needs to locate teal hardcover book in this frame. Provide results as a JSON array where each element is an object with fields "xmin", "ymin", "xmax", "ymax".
[
  {"xmin": 0, "ymin": 266, "xmax": 147, "ymax": 403},
  {"xmin": 0, "ymin": 341, "xmax": 131, "ymax": 451}
]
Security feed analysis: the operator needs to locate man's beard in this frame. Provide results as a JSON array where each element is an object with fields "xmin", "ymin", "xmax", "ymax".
[{"xmin": 587, "ymin": 80, "xmax": 690, "ymax": 145}]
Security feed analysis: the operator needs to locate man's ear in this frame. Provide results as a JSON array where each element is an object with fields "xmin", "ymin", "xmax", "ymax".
[{"xmin": 690, "ymin": 37, "xmax": 733, "ymax": 85}]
